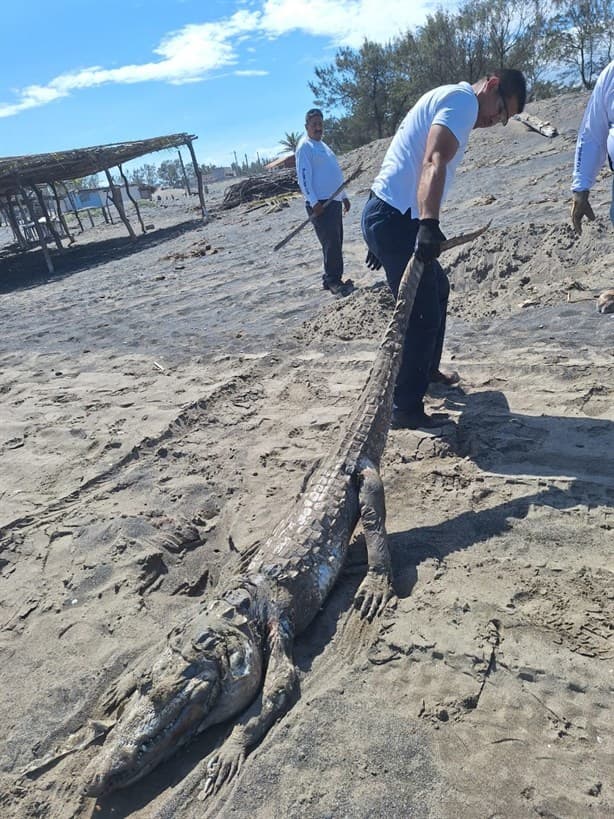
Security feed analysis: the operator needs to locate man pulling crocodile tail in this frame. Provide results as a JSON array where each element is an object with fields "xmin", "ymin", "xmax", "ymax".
[{"xmin": 363, "ymin": 68, "xmax": 526, "ymax": 429}]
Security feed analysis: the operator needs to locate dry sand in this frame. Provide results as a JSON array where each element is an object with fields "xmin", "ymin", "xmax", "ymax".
[{"xmin": 0, "ymin": 91, "xmax": 612, "ymax": 819}]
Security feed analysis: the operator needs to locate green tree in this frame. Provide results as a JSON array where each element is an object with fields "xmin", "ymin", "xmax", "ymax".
[
  {"xmin": 278, "ymin": 131, "xmax": 302, "ymax": 153},
  {"xmin": 546, "ymin": 0, "xmax": 614, "ymax": 88},
  {"xmin": 128, "ymin": 163, "xmax": 159, "ymax": 186},
  {"xmin": 309, "ymin": 38, "xmax": 414, "ymax": 148},
  {"xmin": 409, "ymin": 11, "xmax": 467, "ymax": 89},
  {"xmin": 157, "ymin": 159, "xmax": 183, "ymax": 187}
]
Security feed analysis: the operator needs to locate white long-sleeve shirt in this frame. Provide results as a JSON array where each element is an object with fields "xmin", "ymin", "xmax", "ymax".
[
  {"xmin": 295, "ymin": 135, "xmax": 346, "ymax": 206},
  {"xmin": 571, "ymin": 60, "xmax": 614, "ymax": 192}
]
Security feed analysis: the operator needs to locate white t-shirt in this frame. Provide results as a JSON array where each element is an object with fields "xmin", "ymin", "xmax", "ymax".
[
  {"xmin": 295, "ymin": 135, "xmax": 346, "ymax": 206},
  {"xmin": 371, "ymin": 81, "xmax": 478, "ymax": 215},
  {"xmin": 571, "ymin": 60, "xmax": 614, "ymax": 192}
]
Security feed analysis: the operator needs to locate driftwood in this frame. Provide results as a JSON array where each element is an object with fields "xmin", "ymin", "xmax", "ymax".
[
  {"xmin": 514, "ymin": 113, "xmax": 558, "ymax": 138},
  {"xmin": 221, "ymin": 169, "xmax": 299, "ymax": 210}
]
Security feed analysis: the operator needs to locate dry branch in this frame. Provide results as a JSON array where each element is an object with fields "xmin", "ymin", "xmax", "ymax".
[{"xmin": 221, "ymin": 169, "xmax": 299, "ymax": 210}]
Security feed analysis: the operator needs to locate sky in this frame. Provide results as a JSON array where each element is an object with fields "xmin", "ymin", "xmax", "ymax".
[{"xmin": 1, "ymin": 0, "xmax": 448, "ymax": 170}]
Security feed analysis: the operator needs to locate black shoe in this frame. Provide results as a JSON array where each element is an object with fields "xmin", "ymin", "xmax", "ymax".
[
  {"xmin": 391, "ymin": 408, "xmax": 450, "ymax": 430},
  {"xmin": 324, "ymin": 279, "xmax": 354, "ymax": 296},
  {"xmin": 430, "ymin": 369, "xmax": 460, "ymax": 386}
]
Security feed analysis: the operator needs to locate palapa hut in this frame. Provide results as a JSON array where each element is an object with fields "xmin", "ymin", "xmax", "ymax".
[{"xmin": 0, "ymin": 133, "xmax": 207, "ymax": 273}]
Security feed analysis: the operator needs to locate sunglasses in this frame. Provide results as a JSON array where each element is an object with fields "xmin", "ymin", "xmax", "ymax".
[{"xmin": 498, "ymin": 86, "xmax": 510, "ymax": 126}]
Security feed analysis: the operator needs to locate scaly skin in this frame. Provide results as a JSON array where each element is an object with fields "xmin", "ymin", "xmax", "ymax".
[{"xmin": 83, "ymin": 227, "xmax": 487, "ymax": 801}]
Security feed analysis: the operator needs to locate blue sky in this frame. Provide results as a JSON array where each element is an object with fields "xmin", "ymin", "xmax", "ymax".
[{"xmin": 2, "ymin": 0, "xmax": 446, "ymax": 169}]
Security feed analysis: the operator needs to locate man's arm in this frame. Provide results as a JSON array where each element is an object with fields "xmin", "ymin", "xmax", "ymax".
[
  {"xmin": 414, "ymin": 124, "xmax": 459, "ymax": 261},
  {"xmin": 572, "ymin": 67, "xmax": 612, "ymax": 193},
  {"xmin": 417, "ymin": 124, "xmax": 460, "ymax": 219},
  {"xmin": 570, "ymin": 63, "xmax": 613, "ymax": 233},
  {"xmin": 295, "ymin": 143, "xmax": 318, "ymax": 210}
]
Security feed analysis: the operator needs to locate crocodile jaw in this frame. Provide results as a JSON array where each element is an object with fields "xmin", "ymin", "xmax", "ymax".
[
  {"xmin": 83, "ymin": 597, "xmax": 263, "ymax": 797},
  {"xmin": 83, "ymin": 653, "xmax": 220, "ymax": 796}
]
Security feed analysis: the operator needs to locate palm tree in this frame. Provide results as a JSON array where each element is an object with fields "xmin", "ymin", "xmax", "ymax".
[{"xmin": 278, "ymin": 131, "xmax": 302, "ymax": 154}]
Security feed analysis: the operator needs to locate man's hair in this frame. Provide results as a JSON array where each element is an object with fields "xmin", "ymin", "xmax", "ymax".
[
  {"xmin": 305, "ymin": 107, "xmax": 323, "ymax": 123},
  {"xmin": 494, "ymin": 68, "xmax": 527, "ymax": 113}
]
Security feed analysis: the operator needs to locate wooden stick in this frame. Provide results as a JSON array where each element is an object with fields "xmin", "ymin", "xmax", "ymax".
[
  {"xmin": 3, "ymin": 194, "xmax": 28, "ymax": 250},
  {"xmin": 20, "ymin": 186, "xmax": 54, "ymax": 274},
  {"xmin": 61, "ymin": 183, "xmax": 85, "ymax": 233},
  {"xmin": 273, "ymin": 164, "xmax": 363, "ymax": 252},
  {"xmin": 185, "ymin": 137, "xmax": 208, "ymax": 220},
  {"xmin": 105, "ymin": 168, "xmax": 137, "ymax": 239},
  {"xmin": 49, "ymin": 181, "xmax": 75, "ymax": 245},
  {"xmin": 32, "ymin": 185, "xmax": 64, "ymax": 250},
  {"xmin": 118, "ymin": 163, "xmax": 146, "ymax": 234}
]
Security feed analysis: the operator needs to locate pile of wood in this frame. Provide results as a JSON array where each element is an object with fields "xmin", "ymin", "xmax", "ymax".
[{"xmin": 221, "ymin": 169, "xmax": 299, "ymax": 210}]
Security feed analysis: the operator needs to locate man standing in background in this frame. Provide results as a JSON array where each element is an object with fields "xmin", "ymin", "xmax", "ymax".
[
  {"xmin": 296, "ymin": 108, "xmax": 354, "ymax": 297},
  {"xmin": 570, "ymin": 60, "xmax": 614, "ymax": 233}
]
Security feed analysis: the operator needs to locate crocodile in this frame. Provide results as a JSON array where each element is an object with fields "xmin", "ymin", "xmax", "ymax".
[{"xmin": 82, "ymin": 225, "xmax": 486, "ymax": 801}]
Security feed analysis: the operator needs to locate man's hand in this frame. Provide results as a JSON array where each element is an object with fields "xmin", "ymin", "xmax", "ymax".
[
  {"xmin": 365, "ymin": 249, "xmax": 382, "ymax": 270},
  {"xmin": 415, "ymin": 218, "xmax": 447, "ymax": 262},
  {"xmin": 343, "ymin": 197, "xmax": 351, "ymax": 214},
  {"xmin": 571, "ymin": 190, "xmax": 595, "ymax": 235}
]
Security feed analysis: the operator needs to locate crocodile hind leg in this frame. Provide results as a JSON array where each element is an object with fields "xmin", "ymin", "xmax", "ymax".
[
  {"xmin": 199, "ymin": 612, "xmax": 297, "ymax": 800},
  {"xmin": 353, "ymin": 458, "xmax": 393, "ymax": 621}
]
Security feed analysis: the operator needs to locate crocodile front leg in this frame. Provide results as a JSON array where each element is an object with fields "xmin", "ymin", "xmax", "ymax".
[
  {"xmin": 353, "ymin": 459, "xmax": 393, "ymax": 621},
  {"xmin": 199, "ymin": 611, "xmax": 297, "ymax": 799}
]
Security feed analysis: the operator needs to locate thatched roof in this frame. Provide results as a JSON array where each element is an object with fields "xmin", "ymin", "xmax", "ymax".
[{"xmin": 0, "ymin": 133, "xmax": 195, "ymax": 197}]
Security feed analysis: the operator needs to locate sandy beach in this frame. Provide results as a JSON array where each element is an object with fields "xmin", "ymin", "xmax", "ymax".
[{"xmin": 0, "ymin": 91, "xmax": 612, "ymax": 819}]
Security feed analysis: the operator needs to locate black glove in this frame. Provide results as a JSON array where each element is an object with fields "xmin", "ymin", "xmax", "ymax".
[
  {"xmin": 415, "ymin": 218, "xmax": 447, "ymax": 262},
  {"xmin": 365, "ymin": 249, "xmax": 382, "ymax": 270}
]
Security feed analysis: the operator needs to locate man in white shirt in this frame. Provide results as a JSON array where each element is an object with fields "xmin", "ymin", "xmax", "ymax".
[
  {"xmin": 362, "ymin": 69, "xmax": 526, "ymax": 430},
  {"xmin": 296, "ymin": 108, "xmax": 353, "ymax": 296},
  {"xmin": 571, "ymin": 60, "xmax": 614, "ymax": 233}
]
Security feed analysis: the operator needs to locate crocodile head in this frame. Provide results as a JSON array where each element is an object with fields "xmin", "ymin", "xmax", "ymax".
[{"xmin": 83, "ymin": 593, "xmax": 263, "ymax": 796}]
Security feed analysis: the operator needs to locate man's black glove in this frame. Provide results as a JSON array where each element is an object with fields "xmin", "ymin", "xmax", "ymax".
[
  {"xmin": 365, "ymin": 249, "xmax": 382, "ymax": 271},
  {"xmin": 415, "ymin": 218, "xmax": 447, "ymax": 262}
]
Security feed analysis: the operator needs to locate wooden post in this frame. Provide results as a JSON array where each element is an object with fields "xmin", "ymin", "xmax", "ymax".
[
  {"xmin": 105, "ymin": 169, "xmax": 136, "ymax": 239},
  {"xmin": 32, "ymin": 185, "xmax": 64, "ymax": 251},
  {"xmin": 185, "ymin": 138, "xmax": 208, "ymax": 221},
  {"xmin": 177, "ymin": 148, "xmax": 191, "ymax": 195},
  {"xmin": 3, "ymin": 195, "xmax": 28, "ymax": 250},
  {"xmin": 104, "ymin": 192, "xmax": 114, "ymax": 224},
  {"xmin": 19, "ymin": 186, "xmax": 54, "ymax": 274},
  {"xmin": 118, "ymin": 163, "xmax": 146, "ymax": 233},
  {"xmin": 62, "ymin": 184, "xmax": 84, "ymax": 233},
  {"xmin": 14, "ymin": 195, "xmax": 30, "ymax": 228},
  {"xmin": 49, "ymin": 181, "xmax": 76, "ymax": 245}
]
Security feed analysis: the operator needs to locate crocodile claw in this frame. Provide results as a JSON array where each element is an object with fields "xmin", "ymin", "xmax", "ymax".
[
  {"xmin": 198, "ymin": 737, "xmax": 245, "ymax": 800},
  {"xmin": 353, "ymin": 569, "xmax": 392, "ymax": 621}
]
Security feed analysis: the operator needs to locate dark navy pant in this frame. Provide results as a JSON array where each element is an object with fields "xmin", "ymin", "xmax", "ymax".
[
  {"xmin": 306, "ymin": 199, "xmax": 343, "ymax": 285},
  {"xmin": 361, "ymin": 193, "xmax": 449, "ymax": 413}
]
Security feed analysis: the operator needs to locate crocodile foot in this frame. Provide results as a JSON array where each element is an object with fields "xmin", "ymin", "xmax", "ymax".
[
  {"xmin": 353, "ymin": 568, "xmax": 392, "ymax": 621},
  {"xmin": 198, "ymin": 735, "xmax": 246, "ymax": 800}
]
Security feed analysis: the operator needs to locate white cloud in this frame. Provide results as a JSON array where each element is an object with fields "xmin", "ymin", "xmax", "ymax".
[
  {"xmin": 0, "ymin": 1, "xmax": 433, "ymax": 118},
  {"xmin": 260, "ymin": 0, "xmax": 429, "ymax": 46}
]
